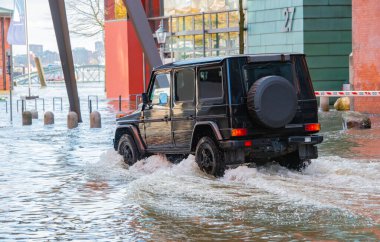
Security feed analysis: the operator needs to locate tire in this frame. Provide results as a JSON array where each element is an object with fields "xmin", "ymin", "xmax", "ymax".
[
  {"xmin": 247, "ymin": 75, "xmax": 297, "ymax": 128},
  {"xmin": 195, "ymin": 137, "xmax": 225, "ymax": 177},
  {"xmin": 166, "ymin": 154, "xmax": 188, "ymax": 163},
  {"xmin": 276, "ymin": 151, "xmax": 310, "ymax": 171},
  {"xmin": 117, "ymin": 134, "xmax": 140, "ymax": 166}
]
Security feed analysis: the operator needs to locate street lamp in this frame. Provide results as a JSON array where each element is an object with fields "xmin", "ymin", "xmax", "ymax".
[{"xmin": 155, "ymin": 19, "xmax": 167, "ymax": 63}]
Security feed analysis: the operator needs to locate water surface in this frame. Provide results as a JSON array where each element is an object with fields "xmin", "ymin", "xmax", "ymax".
[{"xmin": 1, "ymin": 85, "xmax": 379, "ymax": 241}]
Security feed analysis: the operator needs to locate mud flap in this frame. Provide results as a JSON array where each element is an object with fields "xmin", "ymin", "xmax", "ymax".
[{"xmin": 299, "ymin": 144, "xmax": 318, "ymax": 160}]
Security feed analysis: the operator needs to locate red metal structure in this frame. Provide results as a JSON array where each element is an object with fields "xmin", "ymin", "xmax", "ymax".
[{"xmin": 104, "ymin": 0, "xmax": 161, "ymax": 99}]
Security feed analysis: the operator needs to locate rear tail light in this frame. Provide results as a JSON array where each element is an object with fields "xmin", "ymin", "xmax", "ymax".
[
  {"xmin": 244, "ymin": 141, "xmax": 252, "ymax": 147},
  {"xmin": 231, "ymin": 128, "xmax": 248, "ymax": 137},
  {"xmin": 305, "ymin": 123, "xmax": 320, "ymax": 132}
]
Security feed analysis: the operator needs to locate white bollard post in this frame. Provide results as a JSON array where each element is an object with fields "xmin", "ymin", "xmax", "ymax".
[
  {"xmin": 320, "ymin": 96, "xmax": 330, "ymax": 112},
  {"xmin": 22, "ymin": 111, "xmax": 32, "ymax": 126},
  {"xmin": 67, "ymin": 111, "xmax": 78, "ymax": 129},
  {"xmin": 90, "ymin": 111, "xmax": 102, "ymax": 128},
  {"xmin": 44, "ymin": 111, "xmax": 55, "ymax": 125}
]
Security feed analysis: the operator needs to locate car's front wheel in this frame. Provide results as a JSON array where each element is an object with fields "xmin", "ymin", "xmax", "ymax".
[
  {"xmin": 195, "ymin": 137, "xmax": 225, "ymax": 177},
  {"xmin": 118, "ymin": 134, "xmax": 139, "ymax": 166}
]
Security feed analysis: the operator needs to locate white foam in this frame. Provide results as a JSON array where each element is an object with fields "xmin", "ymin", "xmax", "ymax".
[
  {"xmin": 85, "ymin": 149, "xmax": 130, "ymax": 181},
  {"xmin": 129, "ymin": 155, "xmax": 172, "ymax": 174}
]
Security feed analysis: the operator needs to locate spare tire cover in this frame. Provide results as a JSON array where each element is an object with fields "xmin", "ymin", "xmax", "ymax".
[{"xmin": 247, "ymin": 75, "xmax": 297, "ymax": 128}]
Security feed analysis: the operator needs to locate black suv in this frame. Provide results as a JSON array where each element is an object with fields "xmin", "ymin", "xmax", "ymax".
[{"xmin": 114, "ymin": 54, "xmax": 323, "ymax": 176}]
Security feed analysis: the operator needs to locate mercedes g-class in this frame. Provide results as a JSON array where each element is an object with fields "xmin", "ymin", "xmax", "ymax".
[{"xmin": 114, "ymin": 54, "xmax": 323, "ymax": 176}]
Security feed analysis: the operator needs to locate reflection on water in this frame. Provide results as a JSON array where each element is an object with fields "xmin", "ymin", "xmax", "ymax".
[{"xmin": 0, "ymin": 86, "xmax": 380, "ymax": 240}]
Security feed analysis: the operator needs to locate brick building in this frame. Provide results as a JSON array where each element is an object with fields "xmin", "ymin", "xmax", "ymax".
[
  {"xmin": 352, "ymin": 0, "xmax": 380, "ymax": 113},
  {"xmin": 0, "ymin": 7, "xmax": 12, "ymax": 91}
]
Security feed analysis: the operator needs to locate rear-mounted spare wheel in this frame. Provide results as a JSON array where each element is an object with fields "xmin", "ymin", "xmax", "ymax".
[{"xmin": 247, "ymin": 75, "xmax": 297, "ymax": 128}]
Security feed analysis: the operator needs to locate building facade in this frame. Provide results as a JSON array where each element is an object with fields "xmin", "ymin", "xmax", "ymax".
[
  {"xmin": 247, "ymin": 0, "xmax": 352, "ymax": 92},
  {"xmin": 104, "ymin": 0, "xmax": 160, "ymax": 99},
  {"xmin": 104, "ymin": 0, "xmax": 380, "ymax": 113},
  {"xmin": 352, "ymin": 0, "xmax": 380, "ymax": 113}
]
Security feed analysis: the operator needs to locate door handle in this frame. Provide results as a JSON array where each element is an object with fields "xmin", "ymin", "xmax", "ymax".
[{"xmin": 162, "ymin": 115, "xmax": 169, "ymax": 122}]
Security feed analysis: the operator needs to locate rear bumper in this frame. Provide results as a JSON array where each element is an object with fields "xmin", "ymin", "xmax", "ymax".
[{"xmin": 219, "ymin": 135, "xmax": 323, "ymax": 149}]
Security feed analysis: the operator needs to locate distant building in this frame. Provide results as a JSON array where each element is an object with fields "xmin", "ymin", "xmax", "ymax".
[
  {"xmin": 41, "ymin": 50, "xmax": 60, "ymax": 66},
  {"xmin": 94, "ymin": 41, "xmax": 105, "ymax": 65},
  {"xmin": 29, "ymin": 44, "xmax": 44, "ymax": 57},
  {"xmin": 73, "ymin": 47, "xmax": 91, "ymax": 65},
  {"xmin": 0, "ymin": 6, "xmax": 12, "ymax": 91},
  {"xmin": 95, "ymin": 41, "xmax": 104, "ymax": 53}
]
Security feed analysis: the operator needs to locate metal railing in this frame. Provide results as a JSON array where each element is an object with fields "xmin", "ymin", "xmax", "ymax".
[
  {"xmin": 109, "ymin": 94, "xmax": 143, "ymax": 113},
  {"xmin": 14, "ymin": 65, "xmax": 105, "ymax": 86},
  {"xmin": 148, "ymin": 9, "xmax": 246, "ymax": 61}
]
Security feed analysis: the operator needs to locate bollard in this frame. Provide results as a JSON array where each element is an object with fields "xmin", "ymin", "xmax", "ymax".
[
  {"xmin": 320, "ymin": 96, "xmax": 330, "ymax": 112},
  {"xmin": 67, "ymin": 111, "xmax": 78, "ymax": 129},
  {"xmin": 90, "ymin": 111, "xmax": 102, "ymax": 128},
  {"xmin": 44, "ymin": 111, "xmax": 55, "ymax": 125},
  {"xmin": 22, "ymin": 111, "xmax": 32, "ymax": 126},
  {"xmin": 30, "ymin": 109, "xmax": 38, "ymax": 119}
]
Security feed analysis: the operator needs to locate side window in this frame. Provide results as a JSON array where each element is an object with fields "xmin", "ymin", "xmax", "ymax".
[
  {"xmin": 199, "ymin": 67, "xmax": 223, "ymax": 99},
  {"xmin": 174, "ymin": 69, "xmax": 195, "ymax": 102},
  {"xmin": 150, "ymin": 72, "xmax": 171, "ymax": 107}
]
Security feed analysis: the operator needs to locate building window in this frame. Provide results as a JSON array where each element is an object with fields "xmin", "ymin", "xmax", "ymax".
[{"xmin": 104, "ymin": 0, "xmax": 128, "ymax": 21}]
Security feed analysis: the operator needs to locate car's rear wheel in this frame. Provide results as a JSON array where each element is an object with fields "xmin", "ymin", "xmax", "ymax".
[
  {"xmin": 118, "ymin": 134, "xmax": 139, "ymax": 166},
  {"xmin": 276, "ymin": 151, "xmax": 310, "ymax": 171},
  {"xmin": 195, "ymin": 137, "xmax": 225, "ymax": 177}
]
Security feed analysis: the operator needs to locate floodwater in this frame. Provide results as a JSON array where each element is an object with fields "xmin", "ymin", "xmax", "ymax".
[{"xmin": 1, "ymin": 85, "xmax": 380, "ymax": 241}]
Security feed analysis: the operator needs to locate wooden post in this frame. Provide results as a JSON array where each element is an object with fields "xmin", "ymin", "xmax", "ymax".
[{"xmin": 34, "ymin": 57, "xmax": 47, "ymax": 87}]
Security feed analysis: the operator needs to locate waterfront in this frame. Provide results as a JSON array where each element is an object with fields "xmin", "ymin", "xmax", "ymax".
[{"xmin": 0, "ymin": 85, "xmax": 380, "ymax": 240}]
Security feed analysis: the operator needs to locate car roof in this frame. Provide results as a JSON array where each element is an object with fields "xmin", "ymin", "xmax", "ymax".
[{"xmin": 154, "ymin": 53, "xmax": 304, "ymax": 70}]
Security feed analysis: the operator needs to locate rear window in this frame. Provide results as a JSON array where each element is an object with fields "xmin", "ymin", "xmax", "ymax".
[
  {"xmin": 243, "ymin": 62, "xmax": 294, "ymax": 90},
  {"xmin": 243, "ymin": 59, "xmax": 315, "ymax": 99}
]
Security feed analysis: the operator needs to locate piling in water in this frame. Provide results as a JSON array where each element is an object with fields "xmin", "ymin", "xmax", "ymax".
[
  {"xmin": 90, "ymin": 111, "xmax": 101, "ymax": 128},
  {"xmin": 67, "ymin": 112, "xmax": 78, "ymax": 129},
  {"xmin": 320, "ymin": 97, "xmax": 330, "ymax": 112},
  {"xmin": 22, "ymin": 111, "xmax": 32, "ymax": 126},
  {"xmin": 44, "ymin": 111, "xmax": 54, "ymax": 125}
]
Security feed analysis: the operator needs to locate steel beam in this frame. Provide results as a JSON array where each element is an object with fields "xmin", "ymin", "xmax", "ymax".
[
  {"xmin": 48, "ymin": 0, "xmax": 82, "ymax": 122},
  {"xmin": 123, "ymin": 0, "xmax": 162, "ymax": 68}
]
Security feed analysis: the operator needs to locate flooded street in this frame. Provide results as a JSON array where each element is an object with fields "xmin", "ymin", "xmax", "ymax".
[{"xmin": 1, "ymin": 85, "xmax": 380, "ymax": 240}]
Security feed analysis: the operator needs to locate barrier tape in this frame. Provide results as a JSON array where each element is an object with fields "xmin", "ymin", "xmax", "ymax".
[{"xmin": 315, "ymin": 91, "xmax": 380, "ymax": 97}]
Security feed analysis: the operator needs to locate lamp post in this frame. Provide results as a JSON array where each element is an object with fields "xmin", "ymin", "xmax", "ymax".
[{"xmin": 155, "ymin": 19, "xmax": 167, "ymax": 63}]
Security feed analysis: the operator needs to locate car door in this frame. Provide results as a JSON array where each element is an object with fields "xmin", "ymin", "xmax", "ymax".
[
  {"xmin": 143, "ymin": 71, "xmax": 173, "ymax": 149},
  {"xmin": 172, "ymin": 68, "xmax": 196, "ymax": 149}
]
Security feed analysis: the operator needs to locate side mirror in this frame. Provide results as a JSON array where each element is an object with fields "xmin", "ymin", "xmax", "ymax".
[
  {"xmin": 159, "ymin": 93, "xmax": 168, "ymax": 105},
  {"xmin": 142, "ymin": 93, "xmax": 148, "ymax": 105}
]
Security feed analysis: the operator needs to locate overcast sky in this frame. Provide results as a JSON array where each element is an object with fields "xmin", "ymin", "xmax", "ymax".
[{"xmin": 1, "ymin": 0, "xmax": 102, "ymax": 55}]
